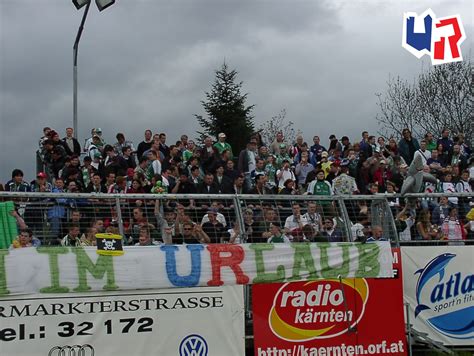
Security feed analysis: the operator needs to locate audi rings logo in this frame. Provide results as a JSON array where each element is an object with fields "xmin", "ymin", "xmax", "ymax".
[
  {"xmin": 179, "ymin": 334, "xmax": 208, "ymax": 356},
  {"xmin": 48, "ymin": 344, "xmax": 94, "ymax": 356}
]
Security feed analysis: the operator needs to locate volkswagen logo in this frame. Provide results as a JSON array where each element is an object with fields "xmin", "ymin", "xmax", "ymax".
[
  {"xmin": 179, "ymin": 334, "xmax": 208, "ymax": 356},
  {"xmin": 48, "ymin": 344, "xmax": 94, "ymax": 356}
]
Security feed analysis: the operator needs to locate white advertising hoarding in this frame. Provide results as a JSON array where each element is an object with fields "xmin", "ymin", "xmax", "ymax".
[
  {"xmin": 0, "ymin": 285, "xmax": 245, "ymax": 355},
  {"xmin": 402, "ymin": 246, "xmax": 474, "ymax": 346}
]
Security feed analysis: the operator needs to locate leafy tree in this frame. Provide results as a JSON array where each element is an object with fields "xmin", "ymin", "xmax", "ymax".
[
  {"xmin": 258, "ymin": 109, "xmax": 301, "ymax": 146},
  {"xmin": 195, "ymin": 63, "xmax": 255, "ymax": 154},
  {"xmin": 376, "ymin": 61, "xmax": 473, "ymax": 143}
]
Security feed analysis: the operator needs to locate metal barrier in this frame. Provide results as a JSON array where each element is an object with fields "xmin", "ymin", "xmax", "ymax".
[{"xmin": 0, "ymin": 192, "xmax": 472, "ymax": 248}]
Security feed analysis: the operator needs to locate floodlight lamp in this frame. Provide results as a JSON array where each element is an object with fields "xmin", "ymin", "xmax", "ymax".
[
  {"xmin": 72, "ymin": 0, "xmax": 90, "ymax": 10},
  {"xmin": 96, "ymin": 0, "xmax": 115, "ymax": 11}
]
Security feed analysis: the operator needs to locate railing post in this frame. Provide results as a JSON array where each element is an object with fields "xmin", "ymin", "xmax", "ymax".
[
  {"xmin": 383, "ymin": 198, "xmax": 400, "ymax": 247},
  {"xmin": 405, "ymin": 302, "xmax": 412, "ymax": 356},
  {"xmin": 337, "ymin": 197, "xmax": 352, "ymax": 241},
  {"xmin": 233, "ymin": 194, "xmax": 246, "ymax": 243},
  {"xmin": 115, "ymin": 197, "xmax": 125, "ymax": 238}
]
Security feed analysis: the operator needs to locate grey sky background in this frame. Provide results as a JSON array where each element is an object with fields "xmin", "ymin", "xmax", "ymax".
[{"xmin": 0, "ymin": 0, "xmax": 472, "ymax": 183}]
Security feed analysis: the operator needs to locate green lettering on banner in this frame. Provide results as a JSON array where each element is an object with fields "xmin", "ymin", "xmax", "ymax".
[
  {"xmin": 288, "ymin": 243, "xmax": 318, "ymax": 281},
  {"xmin": 37, "ymin": 247, "xmax": 70, "ymax": 293},
  {"xmin": 320, "ymin": 243, "xmax": 350, "ymax": 278},
  {"xmin": 249, "ymin": 243, "xmax": 285, "ymax": 283},
  {"xmin": 355, "ymin": 243, "xmax": 381, "ymax": 277},
  {"xmin": 73, "ymin": 247, "xmax": 118, "ymax": 291},
  {"xmin": 0, "ymin": 250, "xmax": 10, "ymax": 295}
]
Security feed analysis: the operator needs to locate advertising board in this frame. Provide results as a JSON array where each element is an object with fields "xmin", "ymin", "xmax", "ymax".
[
  {"xmin": 0, "ymin": 285, "xmax": 244, "ymax": 355},
  {"xmin": 253, "ymin": 249, "xmax": 406, "ymax": 355},
  {"xmin": 0, "ymin": 242, "xmax": 392, "ymax": 295},
  {"xmin": 402, "ymin": 246, "xmax": 474, "ymax": 346}
]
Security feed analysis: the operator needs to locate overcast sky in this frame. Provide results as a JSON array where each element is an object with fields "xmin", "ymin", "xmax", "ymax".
[{"xmin": 0, "ymin": 0, "xmax": 472, "ymax": 182}]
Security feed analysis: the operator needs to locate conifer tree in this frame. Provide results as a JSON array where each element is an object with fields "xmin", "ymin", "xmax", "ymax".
[{"xmin": 196, "ymin": 62, "xmax": 255, "ymax": 154}]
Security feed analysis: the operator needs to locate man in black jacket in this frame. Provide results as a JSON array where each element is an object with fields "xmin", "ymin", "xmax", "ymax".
[{"xmin": 62, "ymin": 127, "xmax": 81, "ymax": 156}]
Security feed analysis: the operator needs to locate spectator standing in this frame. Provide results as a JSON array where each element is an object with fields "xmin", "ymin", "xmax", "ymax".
[
  {"xmin": 413, "ymin": 140, "xmax": 431, "ymax": 166},
  {"xmin": 310, "ymin": 135, "xmax": 326, "ymax": 164},
  {"xmin": 136, "ymin": 129, "xmax": 153, "ymax": 159},
  {"xmin": 437, "ymin": 128, "xmax": 454, "ymax": 154},
  {"xmin": 398, "ymin": 128, "xmax": 420, "ymax": 165},
  {"xmin": 213, "ymin": 133, "xmax": 233, "ymax": 160},
  {"xmin": 113, "ymin": 133, "xmax": 135, "ymax": 156},
  {"xmin": 62, "ymin": 127, "xmax": 81, "ymax": 156}
]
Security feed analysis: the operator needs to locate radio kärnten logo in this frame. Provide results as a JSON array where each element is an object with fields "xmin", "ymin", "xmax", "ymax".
[
  {"xmin": 269, "ymin": 280, "xmax": 368, "ymax": 341},
  {"xmin": 402, "ymin": 9, "xmax": 466, "ymax": 65},
  {"xmin": 414, "ymin": 253, "xmax": 474, "ymax": 339}
]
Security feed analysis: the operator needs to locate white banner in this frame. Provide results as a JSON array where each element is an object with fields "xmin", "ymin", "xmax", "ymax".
[
  {"xmin": 402, "ymin": 246, "xmax": 474, "ymax": 346},
  {"xmin": 0, "ymin": 242, "xmax": 392, "ymax": 296},
  {"xmin": 0, "ymin": 285, "xmax": 245, "ymax": 355}
]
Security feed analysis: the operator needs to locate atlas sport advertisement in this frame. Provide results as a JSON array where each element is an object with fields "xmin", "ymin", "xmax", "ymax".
[{"xmin": 402, "ymin": 246, "xmax": 474, "ymax": 346}]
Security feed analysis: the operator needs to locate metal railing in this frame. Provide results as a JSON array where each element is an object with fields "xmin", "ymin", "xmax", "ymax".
[{"xmin": 0, "ymin": 191, "xmax": 472, "ymax": 248}]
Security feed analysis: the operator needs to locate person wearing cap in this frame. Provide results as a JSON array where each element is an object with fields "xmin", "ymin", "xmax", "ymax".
[
  {"xmin": 87, "ymin": 134, "xmax": 102, "ymax": 159},
  {"xmin": 331, "ymin": 159, "xmax": 359, "ymax": 195},
  {"xmin": 201, "ymin": 202, "xmax": 227, "ymax": 226},
  {"xmin": 84, "ymin": 128, "xmax": 105, "ymax": 153},
  {"xmin": 275, "ymin": 143, "xmax": 292, "ymax": 169},
  {"xmin": 202, "ymin": 208, "xmax": 227, "ymax": 243},
  {"xmin": 320, "ymin": 151, "xmax": 332, "ymax": 177},
  {"xmin": 213, "ymin": 132, "xmax": 233, "ymax": 160},
  {"xmin": 372, "ymin": 159, "xmax": 392, "ymax": 193},
  {"xmin": 30, "ymin": 172, "xmax": 52, "ymax": 192}
]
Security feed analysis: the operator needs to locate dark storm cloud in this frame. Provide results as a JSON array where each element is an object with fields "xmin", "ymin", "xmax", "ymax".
[{"xmin": 0, "ymin": 0, "xmax": 472, "ymax": 182}]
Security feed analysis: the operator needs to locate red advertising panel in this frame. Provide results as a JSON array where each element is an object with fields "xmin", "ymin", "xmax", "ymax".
[{"xmin": 253, "ymin": 248, "xmax": 406, "ymax": 356}]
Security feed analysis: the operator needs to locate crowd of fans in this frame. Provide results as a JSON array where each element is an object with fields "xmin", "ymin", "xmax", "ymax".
[{"xmin": 1, "ymin": 126, "xmax": 473, "ymax": 247}]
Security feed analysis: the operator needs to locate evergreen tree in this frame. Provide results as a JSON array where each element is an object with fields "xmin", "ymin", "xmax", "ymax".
[{"xmin": 196, "ymin": 62, "xmax": 255, "ymax": 155}]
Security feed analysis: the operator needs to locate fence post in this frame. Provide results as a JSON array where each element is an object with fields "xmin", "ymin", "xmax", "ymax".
[
  {"xmin": 233, "ymin": 194, "xmax": 246, "ymax": 243},
  {"xmin": 115, "ymin": 197, "xmax": 125, "ymax": 238},
  {"xmin": 337, "ymin": 197, "xmax": 352, "ymax": 241},
  {"xmin": 383, "ymin": 198, "xmax": 400, "ymax": 247}
]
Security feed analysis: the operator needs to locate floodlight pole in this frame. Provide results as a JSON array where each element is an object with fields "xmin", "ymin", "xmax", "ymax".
[{"xmin": 73, "ymin": 1, "xmax": 91, "ymax": 139}]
